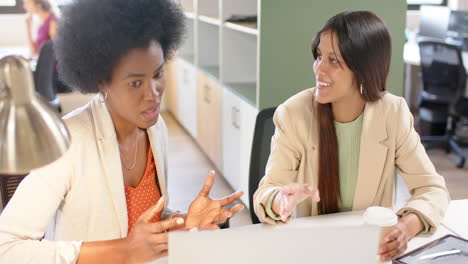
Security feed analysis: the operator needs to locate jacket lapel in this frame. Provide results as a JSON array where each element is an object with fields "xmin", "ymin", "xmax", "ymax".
[
  {"xmin": 147, "ymin": 123, "xmax": 167, "ymax": 200},
  {"xmin": 91, "ymin": 97, "xmax": 128, "ymax": 237},
  {"xmin": 353, "ymin": 99, "xmax": 388, "ymax": 210}
]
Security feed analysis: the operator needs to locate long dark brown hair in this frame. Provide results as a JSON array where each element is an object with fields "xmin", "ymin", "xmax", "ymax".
[
  {"xmin": 311, "ymin": 11, "xmax": 391, "ymax": 214},
  {"xmin": 32, "ymin": 0, "xmax": 52, "ymax": 12}
]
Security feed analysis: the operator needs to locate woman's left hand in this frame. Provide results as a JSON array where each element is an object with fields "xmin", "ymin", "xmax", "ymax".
[
  {"xmin": 185, "ymin": 171, "xmax": 244, "ymax": 230},
  {"xmin": 378, "ymin": 213, "xmax": 424, "ymax": 261}
]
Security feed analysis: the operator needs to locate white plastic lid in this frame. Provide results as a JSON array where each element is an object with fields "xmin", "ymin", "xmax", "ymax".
[{"xmin": 363, "ymin": 206, "xmax": 398, "ymax": 227}]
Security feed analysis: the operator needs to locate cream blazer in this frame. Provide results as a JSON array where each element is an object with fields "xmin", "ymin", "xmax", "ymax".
[
  {"xmin": 254, "ymin": 88, "xmax": 450, "ymax": 231},
  {"xmin": 0, "ymin": 95, "xmax": 171, "ymax": 263}
]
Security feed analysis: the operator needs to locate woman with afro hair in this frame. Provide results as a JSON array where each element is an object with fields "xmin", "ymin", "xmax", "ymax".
[{"xmin": 0, "ymin": 0, "xmax": 243, "ymax": 263}]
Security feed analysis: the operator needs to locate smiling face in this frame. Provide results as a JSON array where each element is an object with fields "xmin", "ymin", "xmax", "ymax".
[
  {"xmin": 23, "ymin": 0, "xmax": 38, "ymax": 13},
  {"xmin": 313, "ymin": 31, "xmax": 360, "ymax": 106},
  {"xmin": 100, "ymin": 41, "xmax": 165, "ymax": 129}
]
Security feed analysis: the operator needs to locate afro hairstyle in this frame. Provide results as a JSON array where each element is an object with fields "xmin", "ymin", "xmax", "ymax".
[{"xmin": 54, "ymin": 0, "xmax": 185, "ymax": 93}]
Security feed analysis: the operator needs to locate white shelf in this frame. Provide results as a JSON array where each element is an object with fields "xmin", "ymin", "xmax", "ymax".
[
  {"xmin": 200, "ymin": 65, "xmax": 220, "ymax": 80},
  {"xmin": 179, "ymin": 17, "xmax": 195, "ymax": 62},
  {"xmin": 197, "ymin": 20, "xmax": 219, "ymax": 73},
  {"xmin": 199, "ymin": 15, "xmax": 221, "ymax": 26},
  {"xmin": 178, "ymin": 54, "xmax": 195, "ymax": 64},
  {"xmin": 184, "ymin": 12, "xmax": 196, "ymax": 20},
  {"xmin": 198, "ymin": 0, "xmax": 219, "ymax": 18},
  {"xmin": 221, "ymin": 26, "xmax": 257, "ymax": 84},
  {"xmin": 222, "ymin": 0, "xmax": 258, "ymax": 22},
  {"xmin": 224, "ymin": 22, "xmax": 258, "ymax": 36},
  {"xmin": 224, "ymin": 82, "xmax": 256, "ymax": 107}
]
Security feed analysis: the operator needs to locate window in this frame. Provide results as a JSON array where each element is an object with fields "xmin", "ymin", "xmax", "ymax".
[
  {"xmin": 1, "ymin": 0, "xmax": 17, "ymax": 6},
  {"xmin": 0, "ymin": 0, "xmax": 67, "ymax": 14},
  {"xmin": 0, "ymin": 0, "xmax": 25, "ymax": 14},
  {"xmin": 408, "ymin": 0, "xmax": 448, "ymax": 10},
  {"xmin": 53, "ymin": 0, "xmax": 72, "ymax": 5}
]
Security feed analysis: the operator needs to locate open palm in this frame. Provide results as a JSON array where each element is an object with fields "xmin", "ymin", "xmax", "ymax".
[{"xmin": 185, "ymin": 171, "xmax": 244, "ymax": 230}]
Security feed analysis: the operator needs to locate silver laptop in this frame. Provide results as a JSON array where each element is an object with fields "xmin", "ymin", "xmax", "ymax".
[{"xmin": 169, "ymin": 223, "xmax": 379, "ymax": 264}]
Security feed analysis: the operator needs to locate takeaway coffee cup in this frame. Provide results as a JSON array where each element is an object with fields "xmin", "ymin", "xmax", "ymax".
[{"xmin": 363, "ymin": 206, "xmax": 398, "ymax": 263}]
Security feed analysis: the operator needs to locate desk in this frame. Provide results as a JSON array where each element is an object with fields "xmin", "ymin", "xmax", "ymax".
[
  {"xmin": 442, "ymin": 199, "xmax": 468, "ymax": 239},
  {"xmin": 282, "ymin": 201, "xmax": 466, "ymax": 263},
  {"xmin": 0, "ymin": 46, "xmax": 30, "ymax": 58},
  {"xmin": 248, "ymin": 211, "xmax": 455, "ymax": 264},
  {"xmin": 404, "ymin": 42, "xmax": 468, "ymax": 70},
  {"xmin": 403, "ymin": 42, "xmax": 468, "ymax": 110},
  {"xmin": 157, "ymin": 201, "xmax": 465, "ymax": 264},
  {"xmin": 0, "ymin": 46, "xmax": 36, "ymax": 71}
]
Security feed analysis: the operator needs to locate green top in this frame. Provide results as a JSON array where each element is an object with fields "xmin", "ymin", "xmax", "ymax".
[
  {"xmin": 334, "ymin": 111, "xmax": 364, "ymax": 212},
  {"xmin": 264, "ymin": 112, "xmax": 365, "ymax": 219}
]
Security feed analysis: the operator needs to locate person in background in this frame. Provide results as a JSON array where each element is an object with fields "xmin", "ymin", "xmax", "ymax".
[
  {"xmin": 253, "ymin": 10, "xmax": 449, "ymax": 262},
  {"xmin": 23, "ymin": 0, "xmax": 57, "ymax": 57},
  {"xmin": 0, "ymin": 0, "xmax": 243, "ymax": 263}
]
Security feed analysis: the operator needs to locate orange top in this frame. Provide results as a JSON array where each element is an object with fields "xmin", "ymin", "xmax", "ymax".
[{"xmin": 124, "ymin": 147, "xmax": 162, "ymax": 233}]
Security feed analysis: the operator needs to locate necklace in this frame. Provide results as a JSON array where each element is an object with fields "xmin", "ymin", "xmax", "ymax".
[{"xmin": 119, "ymin": 131, "xmax": 138, "ymax": 170}]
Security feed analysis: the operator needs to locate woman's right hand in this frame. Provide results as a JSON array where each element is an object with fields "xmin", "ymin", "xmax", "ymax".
[
  {"xmin": 25, "ymin": 14, "xmax": 33, "ymax": 29},
  {"xmin": 273, "ymin": 183, "xmax": 320, "ymax": 222},
  {"xmin": 124, "ymin": 197, "xmax": 185, "ymax": 263}
]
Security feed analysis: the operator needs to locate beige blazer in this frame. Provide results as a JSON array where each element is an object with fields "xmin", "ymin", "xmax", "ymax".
[
  {"xmin": 254, "ymin": 88, "xmax": 450, "ymax": 231},
  {"xmin": 0, "ymin": 95, "xmax": 171, "ymax": 263}
]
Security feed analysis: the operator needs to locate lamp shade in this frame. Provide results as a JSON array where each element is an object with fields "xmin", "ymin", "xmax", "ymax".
[{"xmin": 0, "ymin": 55, "xmax": 70, "ymax": 174}]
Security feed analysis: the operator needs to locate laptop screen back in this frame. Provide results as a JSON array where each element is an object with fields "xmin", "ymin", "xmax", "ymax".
[{"xmin": 169, "ymin": 224, "xmax": 379, "ymax": 264}]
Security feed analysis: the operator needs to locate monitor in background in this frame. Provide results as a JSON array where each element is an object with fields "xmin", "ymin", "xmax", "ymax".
[
  {"xmin": 448, "ymin": 10, "xmax": 468, "ymax": 51},
  {"xmin": 448, "ymin": 10, "xmax": 468, "ymax": 35},
  {"xmin": 418, "ymin": 5, "xmax": 451, "ymax": 40}
]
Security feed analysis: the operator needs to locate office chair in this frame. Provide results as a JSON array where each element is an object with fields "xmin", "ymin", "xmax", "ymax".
[
  {"xmin": 54, "ymin": 73, "xmax": 73, "ymax": 93},
  {"xmin": 34, "ymin": 40, "xmax": 62, "ymax": 113},
  {"xmin": 0, "ymin": 174, "xmax": 27, "ymax": 208},
  {"xmin": 417, "ymin": 39, "xmax": 467, "ymax": 167},
  {"xmin": 448, "ymin": 97, "xmax": 468, "ymax": 168},
  {"xmin": 248, "ymin": 107, "xmax": 277, "ymax": 224}
]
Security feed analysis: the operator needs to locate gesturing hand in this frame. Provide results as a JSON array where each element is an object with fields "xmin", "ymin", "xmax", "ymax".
[
  {"xmin": 185, "ymin": 171, "xmax": 244, "ymax": 230},
  {"xmin": 124, "ymin": 197, "xmax": 185, "ymax": 263},
  {"xmin": 274, "ymin": 183, "xmax": 320, "ymax": 222}
]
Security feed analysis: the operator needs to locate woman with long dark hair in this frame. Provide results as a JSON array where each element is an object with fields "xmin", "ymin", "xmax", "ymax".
[{"xmin": 254, "ymin": 10, "xmax": 449, "ymax": 262}]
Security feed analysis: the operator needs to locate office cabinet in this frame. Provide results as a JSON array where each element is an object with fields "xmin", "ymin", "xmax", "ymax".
[
  {"xmin": 221, "ymin": 87, "xmax": 241, "ymax": 191},
  {"xmin": 197, "ymin": 71, "xmax": 222, "ymax": 170},
  {"xmin": 238, "ymin": 99, "xmax": 257, "ymax": 207},
  {"xmin": 222, "ymin": 88, "xmax": 258, "ymax": 207},
  {"xmin": 164, "ymin": 60, "xmax": 178, "ymax": 117},
  {"xmin": 176, "ymin": 58, "xmax": 197, "ymax": 138}
]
